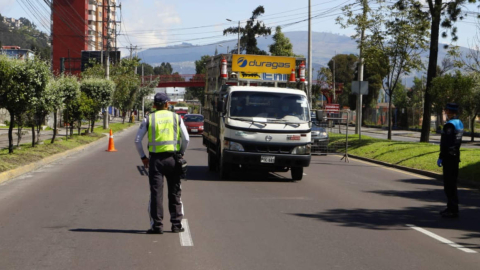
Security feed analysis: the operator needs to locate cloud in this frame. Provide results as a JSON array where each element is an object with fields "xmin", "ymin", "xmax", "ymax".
[
  {"xmin": 119, "ymin": 0, "xmax": 181, "ymax": 56},
  {"xmin": 0, "ymin": 0, "xmax": 15, "ymax": 13}
]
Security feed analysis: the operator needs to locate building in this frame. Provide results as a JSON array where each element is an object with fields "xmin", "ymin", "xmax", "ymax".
[
  {"xmin": 0, "ymin": 46, "xmax": 34, "ymax": 60},
  {"xmin": 1, "ymin": 17, "xmax": 22, "ymax": 29},
  {"xmin": 52, "ymin": 0, "xmax": 117, "ymax": 75}
]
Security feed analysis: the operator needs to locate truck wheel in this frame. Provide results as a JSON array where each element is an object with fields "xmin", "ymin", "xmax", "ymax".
[
  {"xmin": 220, "ymin": 159, "xmax": 230, "ymax": 180},
  {"xmin": 208, "ymin": 152, "xmax": 216, "ymax": 171},
  {"xmin": 291, "ymin": 167, "xmax": 303, "ymax": 181}
]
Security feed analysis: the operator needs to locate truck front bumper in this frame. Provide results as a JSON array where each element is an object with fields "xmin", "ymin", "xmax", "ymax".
[{"xmin": 223, "ymin": 150, "xmax": 311, "ymax": 168}]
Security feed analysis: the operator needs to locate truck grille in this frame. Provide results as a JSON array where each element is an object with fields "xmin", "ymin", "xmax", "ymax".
[{"xmin": 243, "ymin": 144, "xmax": 295, "ymax": 154}]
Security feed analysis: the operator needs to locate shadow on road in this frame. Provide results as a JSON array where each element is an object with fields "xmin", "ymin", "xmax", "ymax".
[
  {"xmin": 70, "ymin": 228, "xmax": 146, "ymax": 234},
  {"xmin": 290, "ymin": 177, "xmax": 480, "ymax": 248},
  {"xmin": 186, "ymin": 165, "xmax": 292, "ymax": 183}
]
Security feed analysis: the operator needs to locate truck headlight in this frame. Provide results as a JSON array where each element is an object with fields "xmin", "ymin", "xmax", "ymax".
[
  {"xmin": 228, "ymin": 141, "xmax": 244, "ymax": 152},
  {"xmin": 291, "ymin": 145, "xmax": 311, "ymax": 155}
]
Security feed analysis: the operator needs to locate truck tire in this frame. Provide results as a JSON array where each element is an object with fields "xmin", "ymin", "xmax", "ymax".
[
  {"xmin": 291, "ymin": 167, "xmax": 303, "ymax": 181},
  {"xmin": 208, "ymin": 152, "xmax": 216, "ymax": 171}
]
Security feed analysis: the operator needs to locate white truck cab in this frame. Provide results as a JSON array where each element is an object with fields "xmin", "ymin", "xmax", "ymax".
[{"xmin": 203, "ymin": 54, "xmax": 312, "ymax": 181}]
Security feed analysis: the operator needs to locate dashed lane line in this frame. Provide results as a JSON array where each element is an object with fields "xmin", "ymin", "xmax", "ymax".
[
  {"xmin": 180, "ymin": 219, "xmax": 193, "ymax": 247},
  {"xmin": 406, "ymin": 224, "xmax": 477, "ymax": 254}
]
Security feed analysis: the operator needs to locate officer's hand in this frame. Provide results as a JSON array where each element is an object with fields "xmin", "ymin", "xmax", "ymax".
[
  {"xmin": 437, "ymin": 159, "xmax": 443, "ymax": 167},
  {"xmin": 142, "ymin": 158, "xmax": 149, "ymax": 169}
]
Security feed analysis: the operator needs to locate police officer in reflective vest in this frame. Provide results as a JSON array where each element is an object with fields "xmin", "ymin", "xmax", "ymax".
[
  {"xmin": 437, "ymin": 103, "xmax": 463, "ymax": 218},
  {"xmin": 135, "ymin": 93, "xmax": 190, "ymax": 234}
]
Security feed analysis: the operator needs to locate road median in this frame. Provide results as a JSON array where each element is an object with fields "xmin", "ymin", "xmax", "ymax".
[
  {"xmin": 328, "ymin": 133, "xmax": 480, "ymax": 189},
  {"xmin": 0, "ymin": 123, "xmax": 137, "ymax": 185}
]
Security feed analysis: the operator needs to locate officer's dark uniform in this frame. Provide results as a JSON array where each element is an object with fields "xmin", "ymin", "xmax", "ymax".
[{"xmin": 439, "ymin": 103, "xmax": 463, "ymax": 217}]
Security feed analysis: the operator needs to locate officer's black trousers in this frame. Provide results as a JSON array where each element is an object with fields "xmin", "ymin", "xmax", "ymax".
[
  {"xmin": 443, "ymin": 160, "xmax": 459, "ymax": 213},
  {"xmin": 148, "ymin": 153, "xmax": 183, "ymax": 230}
]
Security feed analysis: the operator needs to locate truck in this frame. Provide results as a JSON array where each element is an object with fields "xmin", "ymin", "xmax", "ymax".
[
  {"xmin": 174, "ymin": 106, "xmax": 189, "ymax": 118},
  {"xmin": 202, "ymin": 54, "xmax": 313, "ymax": 181}
]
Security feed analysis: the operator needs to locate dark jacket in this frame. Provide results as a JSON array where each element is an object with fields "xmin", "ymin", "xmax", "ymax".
[{"xmin": 439, "ymin": 119, "xmax": 464, "ymax": 162}]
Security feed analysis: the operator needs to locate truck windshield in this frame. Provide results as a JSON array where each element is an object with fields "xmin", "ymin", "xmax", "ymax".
[{"xmin": 229, "ymin": 92, "xmax": 310, "ymax": 122}]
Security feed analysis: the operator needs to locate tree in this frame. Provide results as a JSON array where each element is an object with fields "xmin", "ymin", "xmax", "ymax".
[
  {"xmin": 112, "ymin": 74, "xmax": 140, "ymax": 123},
  {"xmin": 136, "ymin": 63, "xmax": 154, "ymax": 76},
  {"xmin": 50, "ymin": 75, "xmax": 80, "ymax": 143},
  {"xmin": 269, "ymin": 26, "xmax": 295, "ymax": 57},
  {"xmin": 394, "ymin": 0, "xmax": 480, "ymax": 142},
  {"xmin": 153, "ymin": 62, "xmax": 173, "ymax": 75},
  {"xmin": 361, "ymin": 55, "xmax": 389, "ymax": 116},
  {"xmin": 464, "ymin": 73, "xmax": 480, "ymax": 141},
  {"xmin": 323, "ymin": 54, "xmax": 358, "ymax": 109},
  {"xmin": 363, "ymin": 1, "xmax": 429, "ymax": 140},
  {"xmin": 111, "ymin": 58, "xmax": 141, "ymax": 123},
  {"xmin": 0, "ymin": 56, "xmax": 50, "ymax": 153},
  {"xmin": 223, "ymin": 6, "xmax": 271, "ymax": 54},
  {"xmin": 80, "ymin": 78, "xmax": 115, "ymax": 132},
  {"xmin": 186, "ymin": 55, "xmax": 210, "ymax": 105},
  {"xmin": 81, "ymin": 60, "xmax": 106, "ymax": 79},
  {"xmin": 431, "ymin": 71, "xmax": 474, "ymax": 129}
]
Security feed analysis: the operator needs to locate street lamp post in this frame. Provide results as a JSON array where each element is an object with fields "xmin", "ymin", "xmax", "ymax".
[
  {"xmin": 226, "ymin": 19, "xmax": 240, "ymax": 54},
  {"xmin": 216, "ymin": 44, "xmax": 223, "ymax": 55}
]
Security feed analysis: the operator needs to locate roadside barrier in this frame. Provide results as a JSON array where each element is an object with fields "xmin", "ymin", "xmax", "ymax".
[{"xmin": 106, "ymin": 129, "xmax": 117, "ymax": 152}]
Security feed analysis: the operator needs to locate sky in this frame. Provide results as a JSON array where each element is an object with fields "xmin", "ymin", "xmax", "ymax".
[{"xmin": 1, "ymin": 0, "xmax": 480, "ymax": 57}]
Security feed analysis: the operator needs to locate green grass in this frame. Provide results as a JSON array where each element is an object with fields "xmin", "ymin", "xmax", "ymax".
[
  {"xmin": 0, "ymin": 122, "xmax": 135, "ymax": 173},
  {"xmin": 329, "ymin": 133, "xmax": 480, "ymax": 185}
]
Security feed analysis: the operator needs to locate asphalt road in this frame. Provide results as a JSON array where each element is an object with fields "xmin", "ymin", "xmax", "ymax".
[{"xmin": 1, "ymin": 126, "xmax": 480, "ymax": 269}]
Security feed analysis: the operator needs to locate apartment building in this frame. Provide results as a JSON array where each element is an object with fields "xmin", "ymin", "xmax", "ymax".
[
  {"xmin": 1, "ymin": 17, "xmax": 22, "ymax": 29},
  {"xmin": 52, "ymin": 0, "xmax": 117, "ymax": 74}
]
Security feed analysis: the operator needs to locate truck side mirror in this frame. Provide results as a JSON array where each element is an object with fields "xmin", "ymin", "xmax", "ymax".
[
  {"xmin": 315, "ymin": 110, "xmax": 326, "ymax": 122},
  {"xmin": 216, "ymin": 100, "xmax": 225, "ymax": 113}
]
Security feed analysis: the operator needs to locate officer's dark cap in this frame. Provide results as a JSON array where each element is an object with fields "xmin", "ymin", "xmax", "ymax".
[
  {"xmin": 446, "ymin": 103, "xmax": 459, "ymax": 112},
  {"xmin": 154, "ymin": 93, "xmax": 170, "ymax": 104}
]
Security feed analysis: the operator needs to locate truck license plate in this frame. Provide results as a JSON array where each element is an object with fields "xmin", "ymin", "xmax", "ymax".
[
  {"xmin": 191, "ymin": 129, "xmax": 198, "ymax": 132},
  {"xmin": 261, "ymin": 156, "xmax": 275, "ymax": 163}
]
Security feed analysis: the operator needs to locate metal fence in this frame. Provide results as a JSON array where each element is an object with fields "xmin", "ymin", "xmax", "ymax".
[{"xmin": 362, "ymin": 107, "xmax": 431, "ymax": 130}]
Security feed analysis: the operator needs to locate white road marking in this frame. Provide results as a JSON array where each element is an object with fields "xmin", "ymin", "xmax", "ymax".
[
  {"xmin": 303, "ymin": 173, "xmax": 307, "ymax": 176},
  {"xmin": 406, "ymin": 224, "xmax": 477, "ymax": 254},
  {"xmin": 180, "ymin": 219, "xmax": 194, "ymax": 247}
]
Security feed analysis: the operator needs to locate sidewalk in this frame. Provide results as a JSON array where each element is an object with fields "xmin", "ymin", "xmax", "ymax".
[{"xmin": 329, "ymin": 125, "xmax": 480, "ymax": 149}]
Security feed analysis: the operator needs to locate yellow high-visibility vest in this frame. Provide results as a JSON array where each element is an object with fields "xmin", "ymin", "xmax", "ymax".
[{"xmin": 148, "ymin": 110, "xmax": 181, "ymax": 153}]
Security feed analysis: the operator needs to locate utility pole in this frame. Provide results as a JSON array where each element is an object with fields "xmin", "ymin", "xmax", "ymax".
[
  {"xmin": 142, "ymin": 64, "xmax": 145, "ymax": 118},
  {"xmin": 103, "ymin": 0, "xmax": 112, "ymax": 129},
  {"xmin": 333, "ymin": 51, "xmax": 336, "ymax": 103},
  {"xmin": 308, "ymin": 0, "xmax": 313, "ymax": 107},
  {"xmin": 226, "ymin": 19, "xmax": 241, "ymax": 54},
  {"xmin": 355, "ymin": 0, "xmax": 368, "ymax": 139},
  {"xmin": 237, "ymin": 21, "xmax": 240, "ymax": 54}
]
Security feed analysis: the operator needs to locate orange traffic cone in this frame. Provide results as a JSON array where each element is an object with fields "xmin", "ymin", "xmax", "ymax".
[
  {"xmin": 289, "ymin": 69, "xmax": 296, "ymax": 83},
  {"xmin": 106, "ymin": 129, "xmax": 117, "ymax": 152}
]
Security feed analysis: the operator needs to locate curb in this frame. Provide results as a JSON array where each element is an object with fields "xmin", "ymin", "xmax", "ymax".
[
  {"xmin": 0, "ymin": 124, "xmax": 138, "ymax": 186},
  {"xmin": 345, "ymin": 154, "xmax": 480, "ymax": 190}
]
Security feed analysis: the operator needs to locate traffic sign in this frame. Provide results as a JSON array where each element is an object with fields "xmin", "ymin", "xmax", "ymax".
[
  {"xmin": 325, "ymin": 103, "xmax": 340, "ymax": 113},
  {"xmin": 352, "ymin": 81, "xmax": 369, "ymax": 95}
]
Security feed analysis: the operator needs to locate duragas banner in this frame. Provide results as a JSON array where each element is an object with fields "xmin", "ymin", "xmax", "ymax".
[{"xmin": 232, "ymin": 55, "xmax": 296, "ymax": 75}]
